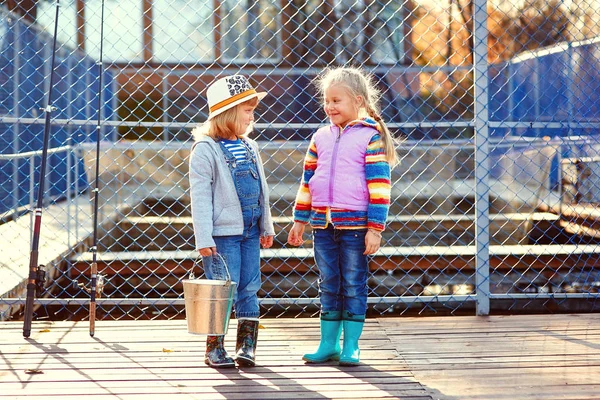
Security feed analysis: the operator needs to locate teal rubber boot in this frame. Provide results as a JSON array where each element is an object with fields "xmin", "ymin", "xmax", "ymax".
[
  {"xmin": 302, "ymin": 311, "xmax": 342, "ymax": 363},
  {"xmin": 339, "ymin": 312, "xmax": 365, "ymax": 366}
]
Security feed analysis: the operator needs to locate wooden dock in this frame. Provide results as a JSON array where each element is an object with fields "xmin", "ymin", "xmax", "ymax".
[{"xmin": 1, "ymin": 313, "xmax": 599, "ymax": 399}]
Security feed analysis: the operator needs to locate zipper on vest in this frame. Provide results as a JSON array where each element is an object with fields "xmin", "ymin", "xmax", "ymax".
[{"xmin": 328, "ymin": 126, "xmax": 342, "ymax": 204}]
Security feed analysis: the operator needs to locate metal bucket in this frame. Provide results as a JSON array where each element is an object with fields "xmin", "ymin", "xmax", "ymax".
[
  {"xmin": 183, "ymin": 254, "xmax": 236, "ymax": 335},
  {"xmin": 183, "ymin": 279, "xmax": 236, "ymax": 335}
]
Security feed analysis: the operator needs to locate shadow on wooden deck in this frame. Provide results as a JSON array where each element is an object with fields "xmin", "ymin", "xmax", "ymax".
[{"xmin": 1, "ymin": 314, "xmax": 599, "ymax": 399}]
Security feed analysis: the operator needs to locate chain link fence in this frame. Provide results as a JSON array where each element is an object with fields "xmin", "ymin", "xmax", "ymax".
[{"xmin": 1, "ymin": 0, "xmax": 600, "ymax": 321}]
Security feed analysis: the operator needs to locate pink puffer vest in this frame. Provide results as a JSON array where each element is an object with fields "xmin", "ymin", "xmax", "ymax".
[{"xmin": 309, "ymin": 124, "xmax": 377, "ymax": 211}]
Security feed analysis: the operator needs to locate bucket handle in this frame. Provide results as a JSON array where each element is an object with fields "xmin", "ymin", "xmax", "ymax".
[{"xmin": 190, "ymin": 253, "xmax": 233, "ymax": 286}]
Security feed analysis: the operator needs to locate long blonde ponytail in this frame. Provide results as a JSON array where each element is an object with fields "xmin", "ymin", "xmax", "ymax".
[{"xmin": 365, "ymin": 104, "xmax": 398, "ymax": 167}]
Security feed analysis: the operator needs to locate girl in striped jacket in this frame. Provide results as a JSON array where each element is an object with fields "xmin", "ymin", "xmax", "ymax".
[{"xmin": 287, "ymin": 67, "xmax": 397, "ymax": 366}]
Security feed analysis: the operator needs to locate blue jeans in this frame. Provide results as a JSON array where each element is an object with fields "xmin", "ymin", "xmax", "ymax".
[{"xmin": 313, "ymin": 225, "xmax": 369, "ymax": 316}]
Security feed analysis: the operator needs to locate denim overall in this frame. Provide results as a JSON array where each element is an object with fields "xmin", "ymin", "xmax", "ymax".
[{"xmin": 203, "ymin": 139, "xmax": 262, "ymax": 319}]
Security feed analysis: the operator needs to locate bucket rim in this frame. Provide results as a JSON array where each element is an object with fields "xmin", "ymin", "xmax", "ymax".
[{"xmin": 183, "ymin": 279, "xmax": 236, "ymax": 286}]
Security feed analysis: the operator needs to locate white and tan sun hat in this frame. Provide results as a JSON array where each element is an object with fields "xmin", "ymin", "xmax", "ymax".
[{"xmin": 206, "ymin": 75, "xmax": 267, "ymax": 120}]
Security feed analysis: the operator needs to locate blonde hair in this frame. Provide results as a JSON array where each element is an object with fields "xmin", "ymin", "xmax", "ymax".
[
  {"xmin": 192, "ymin": 97, "xmax": 259, "ymax": 141},
  {"xmin": 316, "ymin": 67, "xmax": 398, "ymax": 166}
]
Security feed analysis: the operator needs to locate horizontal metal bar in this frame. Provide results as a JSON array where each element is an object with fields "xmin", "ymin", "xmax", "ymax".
[
  {"xmin": 488, "ymin": 121, "xmax": 600, "ymax": 129},
  {"xmin": 490, "ymin": 293, "xmax": 599, "ymax": 299},
  {"xmin": 261, "ymin": 135, "xmax": 590, "ymax": 150},
  {"xmin": 0, "ymin": 295, "xmax": 477, "ymax": 306},
  {"xmin": 261, "ymin": 296, "xmax": 478, "ymax": 305},
  {"xmin": 71, "ymin": 135, "xmax": 593, "ymax": 152},
  {"xmin": 7, "ymin": 116, "xmax": 600, "ymax": 130},
  {"xmin": 0, "ymin": 134, "xmax": 588, "ymax": 162},
  {"xmin": 367, "ymin": 295, "xmax": 476, "ymax": 304},
  {"xmin": 0, "ymin": 298, "xmax": 186, "ymax": 306},
  {"xmin": 4, "ymin": 116, "xmax": 600, "ymax": 131},
  {"xmin": 0, "ymin": 145, "xmax": 74, "ymax": 160},
  {"xmin": 115, "ymin": 64, "xmax": 474, "ymax": 77},
  {"xmin": 124, "ymin": 212, "xmax": 559, "ymax": 227},
  {"xmin": 0, "ymin": 116, "xmax": 475, "ymax": 129},
  {"xmin": 3, "ymin": 294, "xmax": 596, "ymax": 307}
]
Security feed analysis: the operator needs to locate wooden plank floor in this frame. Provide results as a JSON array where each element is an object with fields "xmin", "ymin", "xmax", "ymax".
[{"xmin": 0, "ymin": 314, "xmax": 599, "ymax": 399}]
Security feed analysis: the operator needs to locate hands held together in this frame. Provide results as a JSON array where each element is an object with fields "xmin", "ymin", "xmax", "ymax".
[{"xmin": 287, "ymin": 222, "xmax": 306, "ymax": 247}]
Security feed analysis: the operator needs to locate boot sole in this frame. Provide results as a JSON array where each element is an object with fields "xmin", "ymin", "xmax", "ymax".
[
  {"xmin": 302, "ymin": 355, "xmax": 340, "ymax": 363},
  {"xmin": 204, "ymin": 359, "xmax": 236, "ymax": 368},
  {"xmin": 338, "ymin": 360, "xmax": 360, "ymax": 366},
  {"xmin": 235, "ymin": 355, "xmax": 256, "ymax": 367}
]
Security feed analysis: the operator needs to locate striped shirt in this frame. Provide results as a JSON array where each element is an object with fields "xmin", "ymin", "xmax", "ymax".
[
  {"xmin": 293, "ymin": 118, "xmax": 392, "ymax": 231},
  {"xmin": 221, "ymin": 139, "xmax": 247, "ymax": 161}
]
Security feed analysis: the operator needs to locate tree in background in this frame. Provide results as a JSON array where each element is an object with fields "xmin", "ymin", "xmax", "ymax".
[{"xmin": 411, "ymin": 0, "xmax": 596, "ymax": 126}]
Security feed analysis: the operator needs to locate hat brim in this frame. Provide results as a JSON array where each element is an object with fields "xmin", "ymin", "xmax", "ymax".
[{"xmin": 208, "ymin": 91, "xmax": 267, "ymax": 120}]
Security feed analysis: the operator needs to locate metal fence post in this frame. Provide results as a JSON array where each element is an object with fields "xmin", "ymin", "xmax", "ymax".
[
  {"xmin": 12, "ymin": 17, "xmax": 21, "ymax": 219},
  {"xmin": 473, "ymin": 0, "xmax": 490, "ymax": 316}
]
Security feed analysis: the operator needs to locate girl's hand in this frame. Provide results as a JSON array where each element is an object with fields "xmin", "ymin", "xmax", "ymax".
[
  {"xmin": 287, "ymin": 222, "xmax": 306, "ymax": 247},
  {"xmin": 199, "ymin": 247, "xmax": 217, "ymax": 257},
  {"xmin": 364, "ymin": 229, "xmax": 382, "ymax": 255},
  {"xmin": 260, "ymin": 235, "xmax": 274, "ymax": 249}
]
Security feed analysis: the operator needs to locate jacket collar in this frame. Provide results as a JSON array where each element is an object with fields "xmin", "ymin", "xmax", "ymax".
[{"xmin": 335, "ymin": 117, "xmax": 380, "ymax": 132}]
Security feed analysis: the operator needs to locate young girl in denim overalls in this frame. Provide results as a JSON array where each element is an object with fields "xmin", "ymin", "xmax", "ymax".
[
  {"xmin": 287, "ymin": 67, "xmax": 397, "ymax": 366},
  {"xmin": 189, "ymin": 75, "xmax": 275, "ymax": 368}
]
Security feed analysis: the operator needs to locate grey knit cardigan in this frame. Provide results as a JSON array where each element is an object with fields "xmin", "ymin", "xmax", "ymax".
[{"xmin": 189, "ymin": 135, "xmax": 275, "ymax": 250}]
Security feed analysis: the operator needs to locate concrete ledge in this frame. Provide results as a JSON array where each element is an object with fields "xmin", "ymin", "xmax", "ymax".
[{"xmin": 71, "ymin": 243, "xmax": 600, "ymax": 263}]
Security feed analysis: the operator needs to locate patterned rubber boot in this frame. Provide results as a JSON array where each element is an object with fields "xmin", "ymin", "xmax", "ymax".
[
  {"xmin": 235, "ymin": 319, "xmax": 259, "ymax": 367},
  {"xmin": 204, "ymin": 335, "xmax": 235, "ymax": 368}
]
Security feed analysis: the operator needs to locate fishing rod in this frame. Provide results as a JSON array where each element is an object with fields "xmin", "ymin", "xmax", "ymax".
[
  {"xmin": 23, "ymin": 0, "xmax": 61, "ymax": 338},
  {"xmin": 89, "ymin": 0, "xmax": 107, "ymax": 337}
]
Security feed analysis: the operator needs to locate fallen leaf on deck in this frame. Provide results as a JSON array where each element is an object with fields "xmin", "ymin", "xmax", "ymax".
[{"xmin": 24, "ymin": 369, "xmax": 43, "ymax": 374}]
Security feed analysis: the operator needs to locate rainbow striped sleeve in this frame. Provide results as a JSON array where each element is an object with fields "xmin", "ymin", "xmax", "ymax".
[
  {"xmin": 293, "ymin": 136, "xmax": 318, "ymax": 223},
  {"xmin": 365, "ymin": 133, "xmax": 391, "ymax": 231}
]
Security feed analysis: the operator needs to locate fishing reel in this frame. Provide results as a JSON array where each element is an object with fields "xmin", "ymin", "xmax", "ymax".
[
  {"xmin": 73, "ymin": 273, "xmax": 106, "ymax": 298},
  {"xmin": 35, "ymin": 265, "xmax": 46, "ymax": 297}
]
